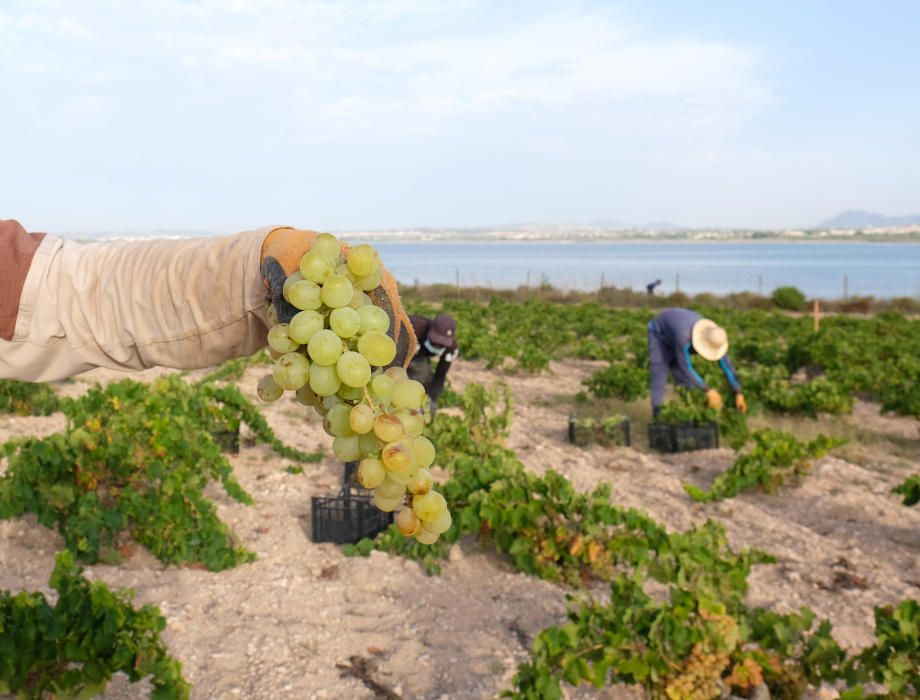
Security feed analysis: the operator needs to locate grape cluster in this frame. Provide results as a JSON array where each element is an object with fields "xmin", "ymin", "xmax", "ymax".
[
  {"xmin": 664, "ymin": 643, "xmax": 729, "ymax": 700},
  {"xmin": 256, "ymin": 233, "xmax": 451, "ymax": 545}
]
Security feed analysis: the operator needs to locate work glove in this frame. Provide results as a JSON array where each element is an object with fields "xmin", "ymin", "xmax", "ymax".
[
  {"xmin": 705, "ymin": 388, "xmax": 723, "ymax": 411},
  {"xmin": 735, "ymin": 393, "xmax": 747, "ymax": 414},
  {"xmin": 260, "ymin": 226, "xmax": 417, "ymax": 367},
  {"xmin": 442, "ymin": 348, "xmax": 459, "ymax": 363}
]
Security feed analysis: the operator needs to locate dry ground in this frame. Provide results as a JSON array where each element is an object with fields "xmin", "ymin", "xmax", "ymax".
[{"xmin": 1, "ymin": 359, "xmax": 918, "ymax": 700}]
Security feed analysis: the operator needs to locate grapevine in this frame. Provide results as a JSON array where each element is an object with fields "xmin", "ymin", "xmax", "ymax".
[{"xmin": 0, "ymin": 551, "xmax": 190, "ymax": 699}]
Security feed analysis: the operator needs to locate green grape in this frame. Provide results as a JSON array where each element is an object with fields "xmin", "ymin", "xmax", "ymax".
[
  {"xmin": 411, "ymin": 436, "xmax": 436, "ymax": 469},
  {"xmin": 333, "ymin": 435, "xmax": 361, "ymax": 461},
  {"xmin": 407, "ymin": 468, "xmax": 433, "ymax": 495},
  {"xmin": 374, "ymin": 413, "xmax": 404, "ymax": 442},
  {"xmin": 414, "ymin": 526, "xmax": 439, "ymax": 545},
  {"xmin": 375, "ymin": 475, "xmax": 406, "ymax": 499},
  {"xmin": 273, "ymin": 352, "xmax": 310, "ymax": 391},
  {"xmin": 359, "ymin": 432, "xmax": 383, "ymax": 456},
  {"xmin": 370, "ymin": 374, "xmax": 395, "ymax": 400},
  {"xmin": 346, "ymin": 244, "xmax": 380, "ymax": 278},
  {"xmin": 268, "ymin": 324, "xmax": 299, "ymax": 354},
  {"xmin": 391, "ymin": 379, "xmax": 426, "ymax": 409},
  {"xmin": 337, "ymin": 385, "xmax": 365, "ymax": 401},
  {"xmin": 335, "ymin": 263, "xmax": 358, "ymax": 282},
  {"xmin": 355, "ymin": 267, "xmax": 382, "ymax": 291},
  {"xmin": 395, "ymin": 507, "xmax": 421, "ymax": 536},
  {"xmin": 267, "ymin": 303, "xmax": 280, "ymax": 327},
  {"xmin": 350, "ymin": 404, "xmax": 376, "ymax": 434},
  {"xmin": 321, "ymin": 274, "xmax": 354, "ymax": 309},
  {"xmin": 357, "ymin": 331, "xmax": 397, "ymax": 367},
  {"xmin": 287, "ymin": 280, "xmax": 322, "ymax": 311},
  {"xmin": 423, "ymin": 508, "xmax": 452, "ymax": 535},
  {"xmin": 282, "ymin": 271, "xmax": 303, "ymax": 303},
  {"xmin": 329, "ymin": 307, "xmax": 361, "ymax": 338},
  {"xmin": 307, "ymin": 329, "xmax": 343, "ymax": 365},
  {"xmin": 257, "ymin": 374, "xmax": 284, "ymax": 402},
  {"xmin": 356, "ymin": 305, "xmax": 390, "ymax": 335},
  {"xmin": 384, "ymin": 468, "xmax": 411, "ymax": 485},
  {"xmin": 288, "ymin": 310, "xmax": 325, "ymax": 344},
  {"xmin": 412, "ymin": 490, "xmax": 447, "ymax": 522},
  {"xmin": 384, "ymin": 366, "xmax": 408, "ymax": 382},
  {"xmin": 372, "ymin": 491, "xmax": 403, "ymax": 512},
  {"xmin": 323, "ymin": 403, "xmax": 354, "ymax": 437},
  {"xmin": 299, "ymin": 250, "xmax": 336, "ymax": 283},
  {"xmin": 357, "ymin": 458, "xmax": 386, "ymax": 489},
  {"xmin": 322, "ymin": 394, "xmax": 343, "ymax": 411},
  {"xmin": 296, "ymin": 383, "xmax": 320, "ymax": 407},
  {"xmin": 396, "ymin": 409, "xmax": 424, "ymax": 438},
  {"xmin": 337, "ymin": 351, "xmax": 372, "ymax": 388},
  {"xmin": 309, "ymin": 363, "xmax": 341, "ymax": 396},
  {"xmin": 313, "ymin": 232, "xmax": 341, "ymax": 260},
  {"xmin": 348, "ymin": 287, "xmax": 369, "ymax": 309},
  {"xmin": 382, "ymin": 440, "xmax": 412, "ymax": 475}
]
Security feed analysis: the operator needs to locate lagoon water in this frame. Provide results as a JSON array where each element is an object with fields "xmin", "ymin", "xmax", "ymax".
[{"xmin": 350, "ymin": 240, "xmax": 920, "ymax": 299}]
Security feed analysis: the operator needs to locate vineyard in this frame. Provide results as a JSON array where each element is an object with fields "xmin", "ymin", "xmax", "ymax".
[{"xmin": 1, "ymin": 299, "xmax": 918, "ymax": 699}]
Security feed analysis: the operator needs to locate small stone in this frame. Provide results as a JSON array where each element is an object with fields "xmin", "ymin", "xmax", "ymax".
[{"xmin": 449, "ymin": 544, "xmax": 464, "ymax": 562}]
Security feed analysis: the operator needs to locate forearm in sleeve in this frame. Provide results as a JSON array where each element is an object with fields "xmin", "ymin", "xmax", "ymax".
[
  {"xmin": 0, "ymin": 227, "xmax": 273, "ymax": 382},
  {"xmin": 719, "ymin": 354, "xmax": 742, "ymax": 393},
  {"xmin": 675, "ymin": 343, "xmax": 709, "ymax": 391},
  {"xmin": 427, "ymin": 357, "xmax": 451, "ymax": 402}
]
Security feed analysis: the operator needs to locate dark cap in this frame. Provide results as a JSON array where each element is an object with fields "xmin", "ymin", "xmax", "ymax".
[{"xmin": 428, "ymin": 314, "xmax": 457, "ymax": 352}]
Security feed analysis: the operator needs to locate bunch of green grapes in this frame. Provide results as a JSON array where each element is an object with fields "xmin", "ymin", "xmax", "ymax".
[{"xmin": 256, "ymin": 233, "xmax": 451, "ymax": 545}]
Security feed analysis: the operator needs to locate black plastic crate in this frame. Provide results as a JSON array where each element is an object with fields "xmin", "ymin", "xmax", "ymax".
[
  {"xmin": 648, "ymin": 421, "xmax": 719, "ymax": 453},
  {"xmin": 567, "ymin": 416, "xmax": 631, "ymax": 447},
  {"xmin": 310, "ymin": 487, "xmax": 393, "ymax": 544},
  {"xmin": 210, "ymin": 429, "xmax": 240, "ymax": 454}
]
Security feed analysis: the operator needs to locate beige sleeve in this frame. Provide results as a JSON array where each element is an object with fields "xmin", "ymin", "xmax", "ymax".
[{"xmin": 0, "ymin": 227, "xmax": 275, "ymax": 382}]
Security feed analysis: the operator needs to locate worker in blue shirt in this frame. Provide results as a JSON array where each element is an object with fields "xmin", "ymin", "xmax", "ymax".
[{"xmin": 647, "ymin": 308, "xmax": 747, "ymax": 417}]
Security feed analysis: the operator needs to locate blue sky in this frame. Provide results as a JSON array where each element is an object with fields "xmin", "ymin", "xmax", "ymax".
[{"xmin": 1, "ymin": 0, "xmax": 918, "ymax": 233}]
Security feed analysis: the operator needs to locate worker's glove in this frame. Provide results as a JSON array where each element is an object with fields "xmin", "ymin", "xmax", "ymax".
[
  {"xmin": 442, "ymin": 348, "xmax": 459, "ymax": 363},
  {"xmin": 260, "ymin": 226, "xmax": 417, "ymax": 367},
  {"xmin": 705, "ymin": 388, "xmax": 724, "ymax": 411},
  {"xmin": 735, "ymin": 393, "xmax": 747, "ymax": 414}
]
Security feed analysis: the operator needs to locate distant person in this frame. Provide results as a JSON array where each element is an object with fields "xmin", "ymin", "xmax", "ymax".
[
  {"xmin": 0, "ymin": 219, "xmax": 416, "ymax": 380},
  {"xmin": 647, "ymin": 308, "xmax": 746, "ymax": 417},
  {"xmin": 646, "ymin": 279, "xmax": 662, "ymax": 296},
  {"xmin": 407, "ymin": 314, "xmax": 458, "ymax": 417}
]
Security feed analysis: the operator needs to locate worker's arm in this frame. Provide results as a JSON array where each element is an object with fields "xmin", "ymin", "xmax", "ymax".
[
  {"xmin": 674, "ymin": 342, "xmax": 710, "ymax": 392},
  {"xmin": 0, "ymin": 221, "xmax": 273, "ymax": 382},
  {"xmin": 718, "ymin": 353, "xmax": 742, "ymax": 394},
  {"xmin": 427, "ymin": 351, "xmax": 455, "ymax": 402},
  {"xmin": 0, "ymin": 222, "xmax": 415, "ymax": 383}
]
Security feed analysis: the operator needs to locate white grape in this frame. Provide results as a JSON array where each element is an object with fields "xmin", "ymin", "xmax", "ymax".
[
  {"xmin": 411, "ymin": 436, "xmax": 436, "ymax": 469},
  {"xmin": 287, "ymin": 280, "xmax": 322, "ymax": 311},
  {"xmin": 355, "ymin": 268, "xmax": 382, "ymax": 291},
  {"xmin": 384, "ymin": 366, "xmax": 408, "ymax": 382},
  {"xmin": 329, "ymin": 307, "xmax": 361, "ymax": 338},
  {"xmin": 357, "ymin": 331, "xmax": 397, "ymax": 367},
  {"xmin": 412, "ymin": 490, "xmax": 447, "ymax": 522},
  {"xmin": 336, "ymin": 351, "xmax": 372, "ymax": 388},
  {"xmin": 268, "ymin": 324, "xmax": 299, "ymax": 354},
  {"xmin": 414, "ymin": 527, "xmax": 439, "ymax": 545},
  {"xmin": 257, "ymin": 374, "xmax": 284, "ymax": 402},
  {"xmin": 313, "ymin": 232, "xmax": 341, "ymax": 260},
  {"xmin": 374, "ymin": 414, "xmax": 404, "ymax": 443},
  {"xmin": 273, "ymin": 352, "xmax": 310, "ymax": 391},
  {"xmin": 391, "ymin": 379, "xmax": 426, "ymax": 410},
  {"xmin": 375, "ymin": 475, "xmax": 406, "ymax": 499},
  {"xmin": 407, "ymin": 468, "xmax": 433, "ymax": 495},
  {"xmin": 288, "ymin": 310, "xmax": 325, "ymax": 344},
  {"xmin": 300, "ymin": 250, "xmax": 336, "ymax": 284},
  {"xmin": 307, "ymin": 329, "xmax": 343, "ymax": 366},
  {"xmin": 372, "ymin": 491, "xmax": 403, "ymax": 512},
  {"xmin": 357, "ymin": 458, "xmax": 386, "ymax": 489},
  {"xmin": 349, "ymin": 404, "xmax": 376, "ymax": 434},
  {"xmin": 356, "ymin": 305, "xmax": 390, "ymax": 335},
  {"xmin": 333, "ymin": 435, "xmax": 361, "ymax": 461},
  {"xmin": 395, "ymin": 507, "xmax": 421, "ymax": 536},
  {"xmin": 346, "ymin": 244, "xmax": 380, "ymax": 278},
  {"xmin": 309, "ymin": 363, "xmax": 341, "ymax": 396},
  {"xmin": 321, "ymin": 274, "xmax": 354, "ymax": 309},
  {"xmin": 396, "ymin": 409, "xmax": 424, "ymax": 438},
  {"xmin": 324, "ymin": 403, "xmax": 354, "ymax": 437},
  {"xmin": 370, "ymin": 374, "xmax": 395, "ymax": 400}
]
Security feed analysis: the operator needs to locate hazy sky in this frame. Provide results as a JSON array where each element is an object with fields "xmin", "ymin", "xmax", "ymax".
[{"xmin": 2, "ymin": 0, "xmax": 918, "ymax": 233}]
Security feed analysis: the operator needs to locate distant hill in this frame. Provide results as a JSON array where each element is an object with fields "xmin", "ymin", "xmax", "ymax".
[{"xmin": 819, "ymin": 210, "xmax": 920, "ymax": 228}]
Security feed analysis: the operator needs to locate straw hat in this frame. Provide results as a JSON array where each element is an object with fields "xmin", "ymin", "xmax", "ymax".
[{"xmin": 691, "ymin": 319, "xmax": 729, "ymax": 361}]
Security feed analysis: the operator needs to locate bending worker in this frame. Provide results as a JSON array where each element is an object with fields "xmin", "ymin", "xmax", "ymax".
[
  {"xmin": 647, "ymin": 308, "xmax": 746, "ymax": 417},
  {"xmin": 0, "ymin": 219, "xmax": 416, "ymax": 381},
  {"xmin": 407, "ymin": 313, "xmax": 458, "ymax": 416}
]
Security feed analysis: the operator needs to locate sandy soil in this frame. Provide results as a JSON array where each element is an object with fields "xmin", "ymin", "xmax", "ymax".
[{"xmin": 1, "ymin": 360, "xmax": 918, "ymax": 700}]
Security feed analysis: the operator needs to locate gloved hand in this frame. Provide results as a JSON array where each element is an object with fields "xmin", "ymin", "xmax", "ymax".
[
  {"xmin": 705, "ymin": 388, "xmax": 723, "ymax": 411},
  {"xmin": 260, "ymin": 226, "xmax": 417, "ymax": 367},
  {"xmin": 735, "ymin": 393, "xmax": 747, "ymax": 414},
  {"xmin": 442, "ymin": 348, "xmax": 459, "ymax": 363}
]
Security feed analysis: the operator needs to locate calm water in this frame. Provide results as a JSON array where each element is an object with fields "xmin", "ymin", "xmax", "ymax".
[{"xmin": 350, "ymin": 240, "xmax": 920, "ymax": 299}]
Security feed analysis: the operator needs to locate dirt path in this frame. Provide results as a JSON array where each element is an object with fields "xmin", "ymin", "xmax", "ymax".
[{"xmin": 1, "ymin": 361, "xmax": 918, "ymax": 699}]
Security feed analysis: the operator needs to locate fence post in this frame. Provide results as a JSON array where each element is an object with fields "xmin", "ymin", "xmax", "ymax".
[
  {"xmin": 675, "ymin": 273, "xmax": 680, "ymax": 293},
  {"xmin": 758, "ymin": 274, "xmax": 762, "ymax": 295},
  {"xmin": 813, "ymin": 299, "xmax": 820, "ymax": 333},
  {"xmin": 843, "ymin": 274, "xmax": 848, "ymax": 300},
  {"xmin": 455, "ymin": 268, "xmax": 460, "ymax": 298}
]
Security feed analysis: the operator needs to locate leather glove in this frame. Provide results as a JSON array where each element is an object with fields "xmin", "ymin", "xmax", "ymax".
[
  {"xmin": 705, "ymin": 388, "xmax": 723, "ymax": 411},
  {"xmin": 260, "ymin": 226, "xmax": 417, "ymax": 367},
  {"xmin": 735, "ymin": 393, "xmax": 747, "ymax": 414}
]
